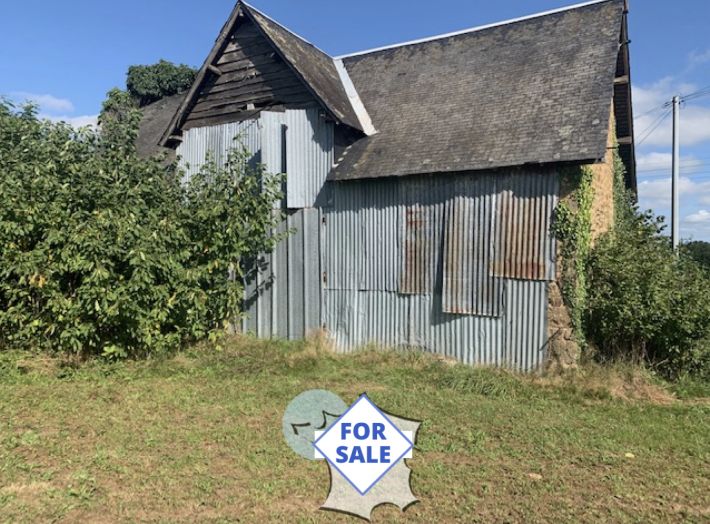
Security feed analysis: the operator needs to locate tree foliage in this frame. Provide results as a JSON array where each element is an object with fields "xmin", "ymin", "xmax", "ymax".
[
  {"xmin": 0, "ymin": 94, "xmax": 283, "ymax": 358},
  {"xmin": 126, "ymin": 60, "xmax": 197, "ymax": 107},
  {"xmin": 682, "ymin": 240, "xmax": 710, "ymax": 270}
]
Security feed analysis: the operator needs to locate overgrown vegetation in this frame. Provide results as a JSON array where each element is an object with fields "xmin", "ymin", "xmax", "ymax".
[
  {"xmin": 585, "ymin": 150, "xmax": 710, "ymax": 380},
  {"xmin": 0, "ymin": 339, "xmax": 707, "ymax": 522},
  {"xmin": 126, "ymin": 60, "xmax": 197, "ymax": 107},
  {"xmin": 552, "ymin": 149, "xmax": 709, "ymax": 381},
  {"xmin": 551, "ymin": 165, "xmax": 594, "ymax": 344},
  {"xmin": 0, "ymin": 95, "xmax": 283, "ymax": 358},
  {"xmin": 683, "ymin": 240, "xmax": 710, "ymax": 269}
]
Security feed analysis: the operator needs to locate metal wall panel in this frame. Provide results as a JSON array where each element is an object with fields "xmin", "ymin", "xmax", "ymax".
[
  {"xmin": 323, "ymin": 284, "xmax": 546, "ymax": 371},
  {"xmin": 493, "ymin": 172, "xmax": 559, "ymax": 281},
  {"xmin": 442, "ymin": 175, "xmax": 502, "ymax": 317},
  {"xmin": 177, "ymin": 119, "xmax": 262, "ymax": 181},
  {"xmin": 323, "ymin": 171, "xmax": 558, "ymax": 371},
  {"xmin": 504, "ymin": 280, "xmax": 549, "ymax": 370},
  {"xmin": 284, "ymin": 108, "xmax": 334, "ymax": 208},
  {"xmin": 243, "ymin": 208, "xmax": 322, "ymax": 340},
  {"xmin": 180, "ymin": 111, "xmax": 326, "ymax": 342},
  {"xmin": 179, "ymin": 114, "xmax": 559, "ymax": 371}
]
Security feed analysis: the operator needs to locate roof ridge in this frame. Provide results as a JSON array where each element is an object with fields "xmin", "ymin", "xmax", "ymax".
[
  {"xmin": 241, "ymin": 1, "xmax": 334, "ymax": 60},
  {"xmin": 335, "ymin": 0, "xmax": 617, "ymax": 60}
]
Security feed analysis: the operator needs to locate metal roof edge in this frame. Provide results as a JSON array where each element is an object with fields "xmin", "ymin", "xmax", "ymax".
[{"xmin": 333, "ymin": 59, "xmax": 377, "ymax": 136}]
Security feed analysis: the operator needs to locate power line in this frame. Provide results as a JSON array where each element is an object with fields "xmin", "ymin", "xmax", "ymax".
[
  {"xmin": 639, "ymin": 171, "xmax": 710, "ymax": 180},
  {"xmin": 636, "ymin": 108, "xmax": 672, "ymax": 146},
  {"xmin": 681, "ymin": 83, "xmax": 710, "ymax": 99},
  {"xmin": 634, "ymin": 104, "xmax": 667, "ymax": 119},
  {"xmin": 684, "ymin": 91, "xmax": 710, "ymax": 103}
]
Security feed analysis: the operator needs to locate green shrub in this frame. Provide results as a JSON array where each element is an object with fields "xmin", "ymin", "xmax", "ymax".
[
  {"xmin": 682, "ymin": 240, "xmax": 710, "ymax": 269},
  {"xmin": 0, "ymin": 95, "xmax": 283, "ymax": 358},
  {"xmin": 126, "ymin": 60, "xmax": 197, "ymax": 107},
  {"xmin": 586, "ymin": 203, "xmax": 710, "ymax": 379}
]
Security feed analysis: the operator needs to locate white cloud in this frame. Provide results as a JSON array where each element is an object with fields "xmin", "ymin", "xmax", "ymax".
[
  {"xmin": 638, "ymin": 176, "xmax": 710, "ymax": 208},
  {"xmin": 10, "ymin": 92, "xmax": 74, "ymax": 113},
  {"xmin": 41, "ymin": 114, "xmax": 99, "ymax": 128},
  {"xmin": 8, "ymin": 91, "xmax": 97, "ymax": 128},
  {"xmin": 636, "ymin": 152, "xmax": 704, "ymax": 172},
  {"xmin": 633, "ymin": 79, "xmax": 710, "ymax": 148},
  {"xmin": 688, "ymin": 49, "xmax": 710, "ymax": 67},
  {"xmin": 683, "ymin": 210, "xmax": 710, "ymax": 238},
  {"xmin": 685, "ymin": 210, "xmax": 710, "ymax": 224}
]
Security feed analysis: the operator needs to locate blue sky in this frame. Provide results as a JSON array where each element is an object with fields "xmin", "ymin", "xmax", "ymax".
[{"xmin": 2, "ymin": 0, "xmax": 709, "ymax": 240}]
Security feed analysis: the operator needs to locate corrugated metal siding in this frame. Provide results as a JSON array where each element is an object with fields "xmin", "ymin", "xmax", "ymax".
[
  {"xmin": 442, "ymin": 176, "xmax": 502, "ymax": 317},
  {"xmin": 322, "ymin": 171, "xmax": 558, "ymax": 371},
  {"xmin": 179, "ymin": 110, "xmax": 327, "ymax": 341},
  {"xmin": 178, "ymin": 115, "xmax": 558, "ymax": 371},
  {"xmin": 284, "ymin": 109, "xmax": 334, "ymax": 208},
  {"xmin": 243, "ymin": 208, "xmax": 322, "ymax": 339},
  {"xmin": 177, "ymin": 119, "xmax": 262, "ymax": 181},
  {"xmin": 505, "ymin": 280, "xmax": 549, "ymax": 370},
  {"xmin": 322, "ymin": 286, "xmax": 548, "ymax": 371},
  {"xmin": 398, "ymin": 178, "xmax": 440, "ymax": 295},
  {"xmin": 493, "ymin": 173, "xmax": 559, "ymax": 281}
]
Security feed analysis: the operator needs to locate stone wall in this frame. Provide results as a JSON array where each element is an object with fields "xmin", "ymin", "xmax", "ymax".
[
  {"xmin": 589, "ymin": 110, "xmax": 617, "ymax": 242},
  {"xmin": 546, "ymin": 106, "xmax": 616, "ymax": 372}
]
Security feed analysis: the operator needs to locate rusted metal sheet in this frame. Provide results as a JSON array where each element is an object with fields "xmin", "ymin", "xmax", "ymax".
[
  {"xmin": 322, "ymin": 171, "xmax": 557, "ymax": 370},
  {"xmin": 398, "ymin": 177, "xmax": 440, "ymax": 294},
  {"xmin": 493, "ymin": 172, "xmax": 558, "ymax": 281},
  {"xmin": 442, "ymin": 175, "xmax": 502, "ymax": 317}
]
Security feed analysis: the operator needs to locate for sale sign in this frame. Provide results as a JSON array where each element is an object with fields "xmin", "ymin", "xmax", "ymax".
[{"xmin": 313, "ymin": 394, "xmax": 414, "ymax": 495}]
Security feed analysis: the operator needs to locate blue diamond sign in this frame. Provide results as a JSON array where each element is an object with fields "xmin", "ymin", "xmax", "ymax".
[{"xmin": 313, "ymin": 394, "xmax": 414, "ymax": 495}]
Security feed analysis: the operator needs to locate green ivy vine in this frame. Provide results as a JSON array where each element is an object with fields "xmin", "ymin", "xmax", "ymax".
[{"xmin": 552, "ymin": 165, "xmax": 594, "ymax": 345}]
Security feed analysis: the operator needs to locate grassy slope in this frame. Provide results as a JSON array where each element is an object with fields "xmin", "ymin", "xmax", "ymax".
[{"xmin": 0, "ymin": 337, "xmax": 708, "ymax": 523}]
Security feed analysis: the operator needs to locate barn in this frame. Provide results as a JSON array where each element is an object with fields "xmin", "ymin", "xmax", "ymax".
[{"xmin": 138, "ymin": 0, "xmax": 636, "ymax": 370}]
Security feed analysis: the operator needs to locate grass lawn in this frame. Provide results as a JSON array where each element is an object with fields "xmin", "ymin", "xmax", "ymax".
[{"xmin": 1, "ymin": 337, "xmax": 708, "ymax": 523}]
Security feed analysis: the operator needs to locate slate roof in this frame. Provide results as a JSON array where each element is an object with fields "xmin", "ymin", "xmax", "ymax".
[
  {"xmin": 136, "ymin": 92, "xmax": 185, "ymax": 158},
  {"xmin": 142, "ymin": 0, "xmax": 632, "ymax": 182},
  {"xmin": 330, "ymin": 0, "xmax": 625, "ymax": 180}
]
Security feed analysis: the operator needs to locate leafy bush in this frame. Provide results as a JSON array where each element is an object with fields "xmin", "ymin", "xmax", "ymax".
[
  {"xmin": 682, "ymin": 240, "xmax": 710, "ymax": 269},
  {"xmin": 126, "ymin": 60, "xmax": 197, "ymax": 107},
  {"xmin": 0, "ymin": 95, "xmax": 283, "ymax": 358},
  {"xmin": 586, "ymin": 202, "xmax": 710, "ymax": 379}
]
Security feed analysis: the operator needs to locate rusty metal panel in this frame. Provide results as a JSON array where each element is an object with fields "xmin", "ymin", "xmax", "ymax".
[
  {"xmin": 493, "ymin": 171, "xmax": 558, "ymax": 281},
  {"xmin": 285, "ymin": 108, "xmax": 334, "ymax": 208},
  {"xmin": 322, "ymin": 171, "xmax": 556, "ymax": 370},
  {"xmin": 398, "ymin": 177, "xmax": 441, "ymax": 295},
  {"xmin": 442, "ymin": 175, "xmax": 503, "ymax": 317}
]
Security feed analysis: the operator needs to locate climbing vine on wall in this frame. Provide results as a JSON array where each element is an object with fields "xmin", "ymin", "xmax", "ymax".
[
  {"xmin": 551, "ymin": 165, "xmax": 594, "ymax": 345},
  {"xmin": 612, "ymin": 145, "xmax": 635, "ymax": 230}
]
